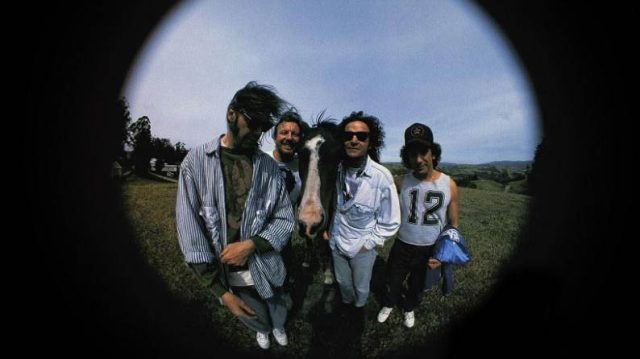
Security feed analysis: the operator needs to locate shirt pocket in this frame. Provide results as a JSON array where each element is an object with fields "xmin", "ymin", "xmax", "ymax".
[
  {"xmin": 251, "ymin": 199, "xmax": 271, "ymax": 234},
  {"xmin": 345, "ymin": 203, "xmax": 374, "ymax": 229},
  {"xmin": 200, "ymin": 206, "xmax": 222, "ymax": 254}
]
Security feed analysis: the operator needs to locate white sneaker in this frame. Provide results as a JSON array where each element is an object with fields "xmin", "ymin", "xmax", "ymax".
[
  {"xmin": 377, "ymin": 307, "xmax": 393, "ymax": 323},
  {"xmin": 272, "ymin": 328, "xmax": 288, "ymax": 346},
  {"xmin": 256, "ymin": 332, "xmax": 270, "ymax": 349},
  {"xmin": 403, "ymin": 311, "xmax": 415, "ymax": 328},
  {"xmin": 323, "ymin": 268, "xmax": 334, "ymax": 285}
]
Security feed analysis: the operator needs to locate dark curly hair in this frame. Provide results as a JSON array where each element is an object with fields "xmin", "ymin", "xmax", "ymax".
[
  {"xmin": 338, "ymin": 111, "xmax": 385, "ymax": 162},
  {"xmin": 400, "ymin": 141, "xmax": 442, "ymax": 169}
]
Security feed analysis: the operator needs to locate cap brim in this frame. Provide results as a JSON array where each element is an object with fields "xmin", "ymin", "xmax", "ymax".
[{"xmin": 405, "ymin": 139, "xmax": 433, "ymax": 147}]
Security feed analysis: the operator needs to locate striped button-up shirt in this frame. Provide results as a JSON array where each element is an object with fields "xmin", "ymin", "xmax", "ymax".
[{"xmin": 176, "ymin": 137, "xmax": 295, "ymax": 299}]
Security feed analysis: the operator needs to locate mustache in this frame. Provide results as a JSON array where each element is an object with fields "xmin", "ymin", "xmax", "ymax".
[{"xmin": 280, "ymin": 140, "xmax": 297, "ymax": 146}]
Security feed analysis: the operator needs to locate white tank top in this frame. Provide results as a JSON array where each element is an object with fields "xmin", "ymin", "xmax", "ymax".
[{"xmin": 397, "ymin": 172, "xmax": 451, "ymax": 246}]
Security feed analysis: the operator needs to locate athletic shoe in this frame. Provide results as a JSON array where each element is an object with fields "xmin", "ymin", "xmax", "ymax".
[
  {"xmin": 272, "ymin": 328, "xmax": 288, "ymax": 346},
  {"xmin": 256, "ymin": 332, "xmax": 270, "ymax": 349},
  {"xmin": 377, "ymin": 306, "xmax": 393, "ymax": 323},
  {"xmin": 403, "ymin": 311, "xmax": 415, "ymax": 328}
]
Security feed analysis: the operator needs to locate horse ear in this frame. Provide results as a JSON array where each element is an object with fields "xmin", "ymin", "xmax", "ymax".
[{"xmin": 227, "ymin": 108, "xmax": 237, "ymax": 123}]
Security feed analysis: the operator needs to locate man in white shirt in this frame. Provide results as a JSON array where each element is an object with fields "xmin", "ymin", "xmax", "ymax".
[{"xmin": 328, "ymin": 111, "xmax": 401, "ymax": 315}]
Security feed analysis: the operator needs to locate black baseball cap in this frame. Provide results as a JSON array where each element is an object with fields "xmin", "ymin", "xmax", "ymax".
[{"xmin": 404, "ymin": 123, "xmax": 433, "ymax": 146}]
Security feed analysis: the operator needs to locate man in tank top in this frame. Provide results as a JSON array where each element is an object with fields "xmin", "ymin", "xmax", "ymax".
[{"xmin": 376, "ymin": 122, "xmax": 459, "ymax": 328}]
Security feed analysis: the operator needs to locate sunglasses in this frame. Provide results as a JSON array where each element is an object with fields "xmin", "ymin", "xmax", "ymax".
[
  {"xmin": 342, "ymin": 131, "xmax": 370, "ymax": 142},
  {"xmin": 240, "ymin": 110, "xmax": 273, "ymax": 132}
]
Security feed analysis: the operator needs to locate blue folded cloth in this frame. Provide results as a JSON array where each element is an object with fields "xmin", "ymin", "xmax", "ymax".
[{"xmin": 432, "ymin": 225, "xmax": 470, "ymax": 265}]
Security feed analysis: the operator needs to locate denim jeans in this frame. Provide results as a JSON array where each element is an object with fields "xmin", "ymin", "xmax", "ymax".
[
  {"xmin": 232, "ymin": 285, "xmax": 288, "ymax": 333},
  {"xmin": 331, "ymin": 248, "xmax": 377, "ymax": 307},
  {"xmin": 424, "ymin": 263, "xmax": 454, "ymax": 295}
]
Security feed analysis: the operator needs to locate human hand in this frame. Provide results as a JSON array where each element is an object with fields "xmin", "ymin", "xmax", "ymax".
[
  {"xmin": 220, "ymin": 241, "xmax": 256, "ymax": 266},
  {"xmin": 428, "ymin": 258, "xmax": 441, "ymax": 269},
  {"xmin": 322, "ymin": 231, "xmax": 329, "ymax": 241},
  {"xmin": 221, "ymin": 292, "xmax": 256, "ymax": 318}
]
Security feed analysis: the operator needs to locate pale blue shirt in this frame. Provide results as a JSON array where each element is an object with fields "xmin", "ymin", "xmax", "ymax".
[{"xmin": 329, "ymin": 156, "xmax": 401, "ymax": 258}]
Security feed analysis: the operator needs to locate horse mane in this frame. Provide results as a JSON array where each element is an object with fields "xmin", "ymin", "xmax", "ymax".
[{"xmin": 310, "ymin": 110, "xmax": 339, "ymax": 133}]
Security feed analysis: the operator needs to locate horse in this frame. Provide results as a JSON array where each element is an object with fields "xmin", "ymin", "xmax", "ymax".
[{"xmin": 297, "ymin": 119, "xmax": 342, "ymax": 241}]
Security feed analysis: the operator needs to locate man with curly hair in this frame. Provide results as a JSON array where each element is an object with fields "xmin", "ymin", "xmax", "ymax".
[
  {"xmin": 376, "ymin": 123, "xmax": 459, "ymax": 328},
  {"xmin": 327, "ymin": 111, "xmax": 401, "ymax": 318}
]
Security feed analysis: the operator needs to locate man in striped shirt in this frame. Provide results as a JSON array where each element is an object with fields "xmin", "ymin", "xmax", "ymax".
[{"xmin": 176, "ymin": 82, "xmax": 295, "ymax": 350}]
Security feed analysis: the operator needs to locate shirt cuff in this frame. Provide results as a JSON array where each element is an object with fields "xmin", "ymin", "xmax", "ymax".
[
  {"xmin": 251, "ymin": 235, "xmax": 274, "ymax": 254},
  {"xmin": 188, "ymin": 262, "xmax": 227, "ymax": 298}
]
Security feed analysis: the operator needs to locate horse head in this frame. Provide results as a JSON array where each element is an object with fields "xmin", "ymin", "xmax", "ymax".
[{"xmin": 297, "ymin": 119, "xmax": 342, "ymax": 239}]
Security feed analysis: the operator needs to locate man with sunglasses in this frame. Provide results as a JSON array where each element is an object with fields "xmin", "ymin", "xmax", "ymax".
[
  {"xmin": 327, "ymin": 111, "xmax": 401, "ymax": 322},
  {"xmin": 176, "ymin": 82, "xmax": 294, "ymax": 350}
]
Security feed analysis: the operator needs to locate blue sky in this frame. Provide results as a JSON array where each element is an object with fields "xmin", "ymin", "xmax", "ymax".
[{"xmin": 123, "ymin": 0, "xmax": 541, "ymax": 164}]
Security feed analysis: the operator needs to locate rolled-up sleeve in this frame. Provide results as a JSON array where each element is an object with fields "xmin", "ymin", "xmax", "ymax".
[
  {"xmin": 365, "ymin": 183, "xmax": 401, "ymax": 250},
  {"xmin": 176, "ymin": 157, "xmax": 214, "ymax": 263}
]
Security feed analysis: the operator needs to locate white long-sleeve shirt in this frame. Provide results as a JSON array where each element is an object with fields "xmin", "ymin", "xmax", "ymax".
[{"xmin": 329, "ymin": 156, "xmax": 401, "ymax": 258}]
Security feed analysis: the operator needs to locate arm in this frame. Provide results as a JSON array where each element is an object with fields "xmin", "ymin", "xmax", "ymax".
[
  {"xmin": 176, "ymin": 158, "xmax": 215, "ymax": 264},
  {"xmin": 428, "ymin": 178, "xmax": 459, "ymax": 269},
  {"xmin": 221, "ymin": 173, "xmax": 294, "ymax": 264},
  {"xmin": 447, "ymin": 178, "xmax": 459, "ymax": 228},
  {"xmin": 254, "ymin": 177, "xmax": 295, "ymax": 252},
  {"xmin": 219, "ymin": 235, "xmax": 275, "ymax": 265},
  {"xmin": 364, "ymin": 181, "xmax": 401, "ymax": 250},
  {"xmin": 189, "ymin": 263, "xmax": 256, "ymax": 317}
]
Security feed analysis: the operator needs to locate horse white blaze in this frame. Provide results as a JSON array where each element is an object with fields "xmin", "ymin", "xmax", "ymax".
[{"xmin": 298, "ymin": 135, "xmax": 325, "ymax": 237}]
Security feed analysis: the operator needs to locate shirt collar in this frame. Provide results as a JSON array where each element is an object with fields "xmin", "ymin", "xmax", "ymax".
[
  {"xmin": 204, "ymin": 135, "xmax": 224, "ymax": 157},
  {"xmin": 341, "ymin": 155, "xmax": 373, "ymax": 178}
]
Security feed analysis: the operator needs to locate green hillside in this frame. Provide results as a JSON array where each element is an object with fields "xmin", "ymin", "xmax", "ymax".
[
  {"xmin": 469, "ymin": 179, "xmax": 504, "ymax": 192},
  {"xmin": 383, "ymin": 162, "xmax": 531, "ymax": 195},
  {"xmin": 122, "ymin": 176, "xmax": 530, "ymax": 357}
]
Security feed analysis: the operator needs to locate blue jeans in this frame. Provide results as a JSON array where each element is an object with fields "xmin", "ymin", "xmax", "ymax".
[
  {"xmin": 424, "ymin": 263, "xmax": 454, "ymax": 295},
  {"xmin": 232, "ymin": 286, "xmax": 288, "ymax": 333},
  {"xmin": 332, "ymin": 248, "xmax": 377, "ymax": 307}
]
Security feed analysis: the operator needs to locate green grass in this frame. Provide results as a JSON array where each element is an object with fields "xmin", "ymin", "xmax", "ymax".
[
  {"xmin": 122, "ymin": 175, "xmax": 530, "ymax": 357},
  {"xmin": 469, "ymin": 179, "xmax": 504, "ymax": 192}
]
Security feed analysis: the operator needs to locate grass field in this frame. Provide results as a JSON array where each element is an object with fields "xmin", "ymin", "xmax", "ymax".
[{"xmin": 122, "ymin": 175, "xmax": 530, "ymax": 357}]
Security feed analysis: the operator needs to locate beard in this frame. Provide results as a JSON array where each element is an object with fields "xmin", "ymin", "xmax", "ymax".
[
  {"xmin": 277, "ymin": 140, "xmax": 297, "ymax": 155},
  {"xmin": 231, "ymin": 123, "xmax": 261, "ymax": 152},
  {"xmin": 239, "ymin": 134, "xmax": 261, "ymax": 151}
]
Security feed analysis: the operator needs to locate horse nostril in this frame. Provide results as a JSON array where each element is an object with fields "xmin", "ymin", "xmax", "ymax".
[
  {"xmin": 310, "ymin": 214, "xmax": 324, "ymax": 237},
  {"xmin": 310, "ymin": 221, "xmax": 322, "ymax": 236}
]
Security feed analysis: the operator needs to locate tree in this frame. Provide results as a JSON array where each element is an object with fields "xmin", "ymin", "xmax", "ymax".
[
  {"xmin": 129, "ymin": 116, "xmax": 152, "ymax": 175},
  {"xmin": 109, "ymin": 97, "xmax": 132, "ymax": 166},
  {"xmin": 528, "ymin": 136, "xmax": 546, "ymax": 196},
  {"xmin": 151, "ymin": 137, "xmax": 176, "ymax": 172},
  {"xmin": 175, "ymin": 141, "xmax": 188, "ymax": 163}
]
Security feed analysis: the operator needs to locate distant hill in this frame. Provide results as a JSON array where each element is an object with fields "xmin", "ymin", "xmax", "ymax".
[
  {"xmin": 480, "ymin": 161, "xmax": 532, "ymax": 171},
  {"xmin": 382, "ymin": 160, "xmax": 533, "ymax": 195},
  {"xmin": 439, "ymin": 160, "xmax": 532, "ymax": 167}
]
